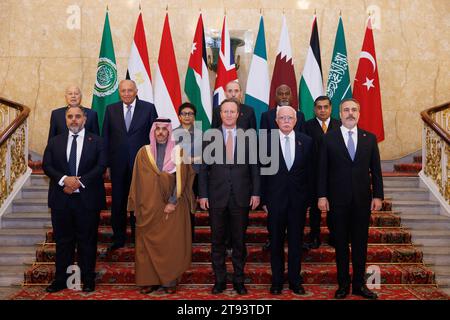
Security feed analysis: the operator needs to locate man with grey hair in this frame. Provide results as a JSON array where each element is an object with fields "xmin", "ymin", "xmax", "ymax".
[
  {"xmin": 103, "ymin": 79, "xmax": 158, "ymax": 251},
  {"xmin": 261, "ymin": 106, "xmax": 313, "ymax": 295},
  {"xmin": 48, "ymin": 85, "xmax": 99, "ymax": 141}
]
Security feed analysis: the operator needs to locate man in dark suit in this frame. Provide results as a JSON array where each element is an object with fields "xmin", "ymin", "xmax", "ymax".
[
  {"xmin": 304, "ymin": 96, "xmax": 341, "ymax": 249},
  {"xmin": 318, "ymin": 98, "xmax": 383, "ymax": 300},
  {"xmin": 260, "ymin": 84, "xmax": 305, "ymax": 133},
  {"xmin": 211, "ymin": 80, "xmax": 257, "ymax": 130},
  {"xmin": 102, "ymin": 80, "xmax": 158, "ymax": 250},
  {"xmin": 261, "ymin": 106, "xmax": 313, "ymax": 295},
  {"xmin": 43, "ymin": 105, "xmax": 106, "ymax": 293},
  {"xmin": 199, "ymin": 98, "xmax": 260, "ymax": 295},
  {"xmin": 48, "ymin": 85, "xmax": 99, "ymax": 141}
]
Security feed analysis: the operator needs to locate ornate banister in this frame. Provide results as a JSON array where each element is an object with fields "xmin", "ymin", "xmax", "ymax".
[
  {"xmin": 0, "ymin": 97, "xmax": 30, "ymax": 208},
  {"xmin": 420, "ymin": 101, "xmax": 449, "ymax": 208}
]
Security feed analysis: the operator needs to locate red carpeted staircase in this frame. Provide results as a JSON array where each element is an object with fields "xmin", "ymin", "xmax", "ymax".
[{"xmin": 9, "ymin": 157, "xmax": 449, "ymax": 300}]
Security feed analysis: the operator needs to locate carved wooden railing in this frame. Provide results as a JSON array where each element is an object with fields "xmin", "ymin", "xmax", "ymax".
[
  {"xmin": 0, "ymin": 97, "xmax": 30, "ymax": 208},
  {"xmin": 421, "ymin": 101, "xmax": 449, "ymax": 205}
]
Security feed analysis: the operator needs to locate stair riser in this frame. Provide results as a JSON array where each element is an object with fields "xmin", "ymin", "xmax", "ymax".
[
  {"xmin": 0, "ymin": 235, "xmax": 44, "ymax": 246},
  {"xmin": 21, "ymin": 191, "xmax": 48, "ymax": 199},
  {"xmin": 0, "ymin": 255, "xmax": 35, "ymax": 265},
  {"xmin": 12, "ymin": 205, "xmax": 49, "ymax": 213},
  {"xmin": 414, "ymin": 238, "xmax": 450, "ymax": 246},
  {"xmin": 29, "ymin": 176, "xmax": 50, "ymax": 186},
  {"xmin": 401, "ymin": 221, "xmax": 450, "ymax": 230},
  {"xmin": 385, "ymin": 193, "xmax": 430, "ymax": 201},
  {"xmin": 393, "ymin": 206, "xmax": 440, "ymax": 214},
  {"xmin": 423, "ymin": 255, "xmax": 450, "ymax": 265},
  {"xmin": 383, "ymin": 180, "xmax": 419, "ymax": 188},
  {"xmin": 2, "ymin": 219, "xmax": 51, "ymax": 228},
  {"xmin": 0, "ymin": 276, "xmax": 23, "ymax": 287}
]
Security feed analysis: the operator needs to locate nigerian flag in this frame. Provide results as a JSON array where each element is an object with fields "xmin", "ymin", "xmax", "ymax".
[
  {"xmin": 92, "ymin": 11, "xmax": 119, "ymax": 133},
  {"xmin": 326, "ymin": 16, "xmax": 352, "ymax": 119}
]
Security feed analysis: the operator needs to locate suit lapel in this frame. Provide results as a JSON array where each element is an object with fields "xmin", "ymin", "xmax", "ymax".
[
  {"xmin": 291, "ymin": 133, "xmax": 303, "ymax": 168},
  {"xmin": 61, "ymin": 135, "xmax": 70, "ymax": 174},
  {"xmin": 353, "ymin": 129, "xmax": 366, "ymax": 162},
  {"xmin": 128, "ymin": 101, "xmax": 141, "ymax": 133},
  {"xmin": 116, "ymin": 103, "xmax": 127, "ymax": 133},
  {"xmin": 77, "ymin": 134, "xmax": 91, "ymax": 175},
  {"xmin": 336, "ymin": 130, "xmax": 353, "ymax": 162}
]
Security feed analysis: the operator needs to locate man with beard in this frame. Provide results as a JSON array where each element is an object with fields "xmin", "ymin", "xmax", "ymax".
[
  {"xmin": 128, "ymin": 119, "xmax": 195, "ymax": 295},
  {"xmin": 318, "ymin": 98, "xmax": 383, "ymax": 300},
  {"xmin": 43, "ymin": 105, "xmax": 106, "ymax": 293}
]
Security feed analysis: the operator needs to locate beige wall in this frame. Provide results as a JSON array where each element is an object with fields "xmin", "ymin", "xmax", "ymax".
[{"xmin": 0, "ymin": 0, "xmax": 449, "ymax": 159}]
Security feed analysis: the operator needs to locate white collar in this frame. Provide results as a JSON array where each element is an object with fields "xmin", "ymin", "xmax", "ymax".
[
  {"xmin": 68, "ymin": 128, "xmax": 85, "ymax": 138},
  {"xmin": 123, "ymin": 99, "xmax": 137, "ymax": 108},
  {"xmin": 279, "ymin": 129, "xmax": 295, "ymax": 139}
]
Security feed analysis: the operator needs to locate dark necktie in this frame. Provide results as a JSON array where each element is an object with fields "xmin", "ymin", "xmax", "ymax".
[
  {"xmin": 125, "ymin": 105, "xmax": 132, "ymax": 132},
  {"xmin": 68, "ymin": 134, "xmax": 78, "ymax": 176},
  {"xmin": 347, "ymin": 131, "xmax": 355, "ymax": 161}
]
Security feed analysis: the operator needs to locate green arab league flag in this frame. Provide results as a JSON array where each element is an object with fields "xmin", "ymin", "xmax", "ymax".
[
  {"xmin": 326, "ymin": 16, "xmax": 352, "ymax": 119},
  {"xmin": 92, "ymin": 11, "xmax": 119, "ymax": 133}
]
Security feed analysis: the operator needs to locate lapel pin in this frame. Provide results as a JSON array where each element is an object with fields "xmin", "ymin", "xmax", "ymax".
[
  {"xmin": 88, "ymin": 136, "xmax": 92, "ymax": 141},
  {"xmin": 363, "ymin": 133, "xmax": 366, "ymax": 137},
  {"xmin": 297, "ymin": 141, "xmax": 302, "ymax": 146}
]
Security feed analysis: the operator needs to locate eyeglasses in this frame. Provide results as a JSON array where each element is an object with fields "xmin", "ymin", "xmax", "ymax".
[
  {"xmin": 277, "ymin": 116, "xmax": 295, "ymax": 122},
  {"xmin": 180, "ymin": 112, "xmax": 195, "ymax": 117}
]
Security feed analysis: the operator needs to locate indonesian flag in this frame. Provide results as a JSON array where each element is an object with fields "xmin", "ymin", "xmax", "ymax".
[
  {"xmin": 154, "ymin": 13, "xmax": 182, "ymax": 127},
  {"xmin": 213, "ymin": 16, "xmax": 238, "ymax": 107},
  {"xmin": 353, "ymin": 18, "xmax": 384, "ymax": 142},
  {"xmin": 184, "ymin": 14, "xmax": 212, "ymax": 131},
  {"xmin": 126, "ymin": 12, "xmax": 153, "ymax": 103},
  {"xmin": 269, "ymin": 15, "xmax": 298, "ymax": 109}
]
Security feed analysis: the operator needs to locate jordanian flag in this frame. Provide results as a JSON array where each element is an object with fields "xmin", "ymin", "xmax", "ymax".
[
  {"xmin": 245, "ymin": 16, "xmax": 269, "ymax": 131},
  {"xmin": 299, "ymin": 15, "xmax": 323, "ymax": 120},
  {"xmin": 92, "ymin": 10, "xmax": 119, "ymax": 133},
  {"xmin": 326, "ymin": 16, "xmax": 352, "ymax": 119},
  {"xmin": 184, "ymin": 14, "xmax": 212, "ymax": 131}
]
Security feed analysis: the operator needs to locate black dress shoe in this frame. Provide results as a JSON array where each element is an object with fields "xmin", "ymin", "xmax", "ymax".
[
  {"xmin": 110, "ymin": 242, "xmax": 125, "ymax": 251},
  {"xmin": 82, "ymin": 282, "xmax": 95, "ymax": 293},
  {"xmin": 263, "ymin": 240, "xmax": 271, "ymax": 251},
  {"xmin": 211, "ymin": 282, "xmax": 226, "ymax": 294},
  {"xmin": 46, "ymin": 281, "xmax": 67, "ymax": 293},
  {"xmin": 352, "ymin": 285, "xmax": 378, "ymax": 299},
  {"xmin": 309, "ymin": 236, "xmax": 321, "ymax": 249},
  {"xmin": 289, "ymin": 284, "xmax": 306, "ymax": 295},
  {"xmin": 270, "ymin": 285, "xmax": 283, "ymax": 295},
  {"xmin": 233, "ymin": 283, "xmax": 248, "ymax": 295},
  {"xmin": 334, "ymin": 286, "xmax": 350, "ymax": 299},
  {"xmin": 140, "ymin": 285, "xmax": 160, "ymax": 294}
]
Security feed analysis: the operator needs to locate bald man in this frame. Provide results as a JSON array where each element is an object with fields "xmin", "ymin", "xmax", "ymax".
[
  {"xmin": 102, "ymin": 80, "xmax": 158, "ymax": 250},
  {"xmin": 48, "ymin": 86, "xmax": 99, "ymax": 141}
]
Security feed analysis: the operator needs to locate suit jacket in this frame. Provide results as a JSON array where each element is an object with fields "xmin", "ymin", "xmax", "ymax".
[
  {"xmin": 211, "ymin": 103, "xmax": 257, "ymax": 130},
  {"xmin": 43, "ymin": 131, "xmax": 107, "ymax": 211},
  {"xmin": 317, "ymin": 127, "xmax": 384, "ymax": 207},
  {"xmin": 261, "ymin": 131, "xmax": 313, "ymax": 209},
  {"xmin": 48, "ymin": 106, "xmax": 99, "ymax": 141},
  {"xmin": 305, "ymin": 117, "xmax": 341, "ymax": 191},
  {"xmin": 259, "ymin": 108, "xmax": 305, "ymax": 133},
  {"xmin": 102, "ymin": 99, "xmax": 158, "ymax": 171},
  {"xmin": 198, "ymin": 128, "xmax": 260, "ymax": 208}
]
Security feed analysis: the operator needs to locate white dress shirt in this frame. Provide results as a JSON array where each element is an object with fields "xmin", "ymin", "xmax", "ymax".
[
  {"xmin": 123, "ymin": 99, "xmax": 137, "ymax": 122},
  {"xmin": 340, "ymin": 125, "xmax": 358, "ymax": 150},
  {"xmin": 59, "ymin": 128, "xmax": 86, "ymax": 192},
  {"xmin": 279, "ymin": 129, "xmax": 296, "ymax": 167},
  {"xmin": 316, "ymin": 117, "xmax": 331, "ymax": 129}
]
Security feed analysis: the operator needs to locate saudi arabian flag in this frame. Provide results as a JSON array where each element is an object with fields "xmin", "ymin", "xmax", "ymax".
[
  {"xmin": 92, "ymin": 11, "xmax": 120, "ymax": 133},
  {"xmin": 326, "ymin": 16, "xmax": 352, "ymax": 119},
  {"xmin": 299, "ymin": 15, "xmax": 323, "ymax": 120},
  {"xmin": 245, "ymin": 16, "xmax": 269, "ymax": 131}
]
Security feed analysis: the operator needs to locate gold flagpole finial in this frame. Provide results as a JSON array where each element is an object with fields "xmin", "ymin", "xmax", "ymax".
[
  {"xmin": 260, "ymin": 8, "xmax": 263, "ymax": 15},
  {"xmin": 224, "ymin": 8, "xmax": 227, "ymax": 15},
  {"xmin": 339, "ymin": 9, "xmax": 342, "ymax": 16},
  {"xmin": 314, "ymin": 8, "xmax": 317, "ymax": 15},
  {"xmin": 139, "ymin": 2, "xmax": 141, "ymax": 11},
  {"xmin": 166, "ymin": 5, "xmax": 168, "ymax": 12},
  {"xmin": 106, "ymin": 4, "xmax": 109, "ymax": 11},
  {"xmin": 283, "ymin": 8, "xmax": 285, "ymax": 15}
]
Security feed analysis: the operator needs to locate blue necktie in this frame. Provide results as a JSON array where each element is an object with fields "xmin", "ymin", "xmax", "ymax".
[
  {"xmin": 125, "ymin": 105, "xmax": 132, "ymax": 132},
  {"xmin": 68, "ymin": 134, "xmax": 78, "ymax": 176},
  {"xmin": 347, "ymin": 131, "xmax": 355, "ymax": 161},
  {"xmin": 284, "ymin": 136, "xmax": 292, "ymax": 170}
]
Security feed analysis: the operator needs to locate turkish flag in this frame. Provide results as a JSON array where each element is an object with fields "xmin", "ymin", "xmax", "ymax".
[{"xmin": 353, "ymin": 19, "xmax": 384, "ymax": 142}]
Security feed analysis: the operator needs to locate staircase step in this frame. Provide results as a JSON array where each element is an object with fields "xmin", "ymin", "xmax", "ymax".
[
  {"xmin": 392, "ymin": 200, "xmax": 441, "ymax": 214},
  {"xmin": 44, "ymin": 226, "xmax": 412, "ymax": 244},
  {"xmin": 21, "ymin": 185, "xmax": 48, "ymax": 199},
  {"xmin": 0, "ymin": 265, "xmax": 27, "ymax": 286},
  {"xmin": 24, "ymin": 262, "xmax": 436, "ymax": 285},
  {"xmin": 412, "ymin": 230, "xmax": 450, "ymax": 246},
  {"xmin": 29, "ymin": 174, "xmax": 49, "ymax": 186},
  {"xmin": 422, "ymin": 246, "xmax": 450, "ymax": 265},
  {"xmin": 384, "ymin": 188, "xmax": 430, "ymax": 201},
  {"xmin": 394, "ymin": 163, "xmax": 422, "ymax": 173},
  {"xmin": 383, "ymin": 177, "xmax": 420, "ymax": 188},
  {"xmin": 0, "ymin": 246, "xmax": 36, "ymax": 265},
  {"xmin": 2, "ymin": 212, "xmax": 51, "ymax": 228},
  {"xmin": 0, "ymin": 228, "xmax": 47, "ymax": 246},
  {"xmin": 399, "ymin": 214, "xmax": 450, "ymax": 230},
  {"xmin": 35, "ymin": 243, "xmax": 423, "ymax": 264},
  {"xmin": 12, "ymin": 198, "xmax": 49, "ymax": 213}
]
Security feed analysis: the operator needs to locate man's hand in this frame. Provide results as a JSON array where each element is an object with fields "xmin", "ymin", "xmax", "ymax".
[
  {"xmin": 318, "ymin": 197, "xmax": 329, "ymax": 211},
  {"xmin": 371, "ymin": 198, "xmax": 383, "ymax": 211},
  {"xmin": 63, "ymin": 176, "xmax": 81, "ymax": 190},
  {"xmin": 199, "ymin": 198, "xmax": 209, "ymax": 210},
  {"xmin": 250, "ymin": 196, "xmax": 260, "ymax": 211},
  {"xmin": 164, "ymin": 203, "xmax": 176, "ymax": 214},
  {"xmin": 262, "ymin": 205, "xmax": 268, "ymax": 213},
  {"xmin": 63, "ymin": 186, "xmax": 74, "ymax": 195}
]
